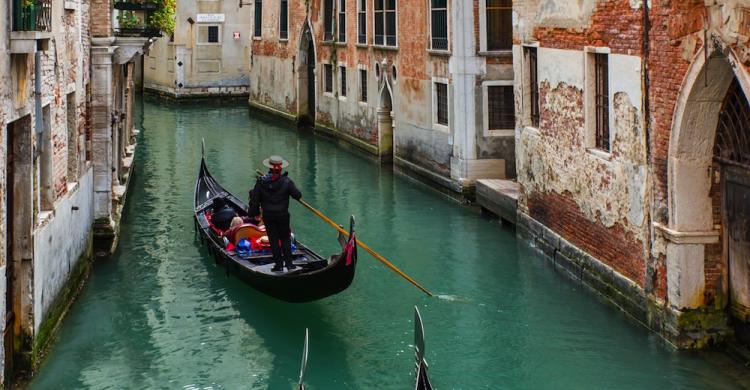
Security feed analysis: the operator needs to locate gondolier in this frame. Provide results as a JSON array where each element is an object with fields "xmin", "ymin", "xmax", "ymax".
[{"xmin": 249, "ymin": 155, "xmax": 302, "ymax": 272}]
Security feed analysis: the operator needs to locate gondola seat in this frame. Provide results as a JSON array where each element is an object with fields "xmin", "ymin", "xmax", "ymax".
[{"xmin": 229, "ymin": 223, "xmax": 266, "ymax": 244}]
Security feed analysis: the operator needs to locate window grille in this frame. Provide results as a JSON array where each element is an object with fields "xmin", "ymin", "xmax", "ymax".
[
  {"xmin": 488, "ymin": 86, "xmax": 515, "ymax": 129},
  {"xmin": 254, "ymin": 0, "xmax": 262, "ymax": 37},
  {"xmin": 280, "ymin": 0, "xmax": 288, "ymax": 39},
  {"xmin": 430, "ymin": 0, "xmax": 447, "ymax": 50},
  {"xmin": 340, "ymin": 67, "xmax": 347, "ymax": 97},
  {"xmin": 360, "ymin": 69, "xmax": 368, "ymax": 102},
  {"xmin": 358, "ymin": 0, "xmax": 367, "ymax": 44},
  {"xmin": 526, "ymin": 47, "xmax": 539, "ymax": 127},
  {"xmin": 375, "ymin": 0, "xmax": 397, "ymax": 46},
  {"xmin": 594, "ymin": 53, "xmax": 610, "ymax": 151},
  {"xmin": 324, "ymin": 64, "xmax": 333, "ymax": 93},
  {"xmin": 486, "ymin": 0, "xmax": 511, "ymax": 51},
  {"xmin": 436, "ymin": 82, "xmax": 448, "ymax": 126},
  {"xmin": 207, "ymin": 26, "xmax": 219, "ymax": 43}
]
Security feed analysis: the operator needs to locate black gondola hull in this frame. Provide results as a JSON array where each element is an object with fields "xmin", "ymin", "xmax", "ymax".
[{"xmin": 194, "ymin": 158, "xmax": 357, "ymax": 303}]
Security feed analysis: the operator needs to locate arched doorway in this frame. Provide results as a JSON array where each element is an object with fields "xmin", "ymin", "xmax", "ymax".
[
  {"xmin": 716, "ymin": 79, "xmax": 750, "ymax": 341},
  {"xmin": 297, "ymin": 23, "xmax": 316, "ymax": 128},
  {"xmin": 667, "ymin": 47, "xmax": 750, "ymax": 343},
  {"xmin": 377, "ymin": 83, "xmax": 394, "ymax": 163}
]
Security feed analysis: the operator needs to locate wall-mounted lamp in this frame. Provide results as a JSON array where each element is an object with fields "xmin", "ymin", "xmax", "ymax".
[
  {"xmin": 187, "ymin": 17, "xmax": 195, "ymax": 24},
  {"xmin": 239, "ymin": 0, "xmax": 252, "ymax": 7}
]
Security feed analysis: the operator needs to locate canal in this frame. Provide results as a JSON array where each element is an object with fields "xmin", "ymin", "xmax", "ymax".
[{"xmin": 30, "ymin": 99, "xmax": 747, "ymax": 389}]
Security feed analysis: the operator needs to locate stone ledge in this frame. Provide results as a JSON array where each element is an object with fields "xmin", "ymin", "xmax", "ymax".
[
  {"xmin": 476, "ymin": 179, "xmax": 518, "ymax": 224},
  {"xmin": 654, "ymin": 222, "xmax": 720, "ymax": 244}
]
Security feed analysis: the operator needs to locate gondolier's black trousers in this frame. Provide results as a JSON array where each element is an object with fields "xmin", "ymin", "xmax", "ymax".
[{"xmin": 264, "ymin": 212, "xmax": 294, "ymax": 268}]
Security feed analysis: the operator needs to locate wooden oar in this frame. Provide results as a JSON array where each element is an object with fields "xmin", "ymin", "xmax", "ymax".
[{"xmin": 254, "ymin": 170, "xmax": 433, "ymax": 296}]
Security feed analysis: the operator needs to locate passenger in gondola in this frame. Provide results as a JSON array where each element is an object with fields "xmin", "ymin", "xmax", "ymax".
[
  {"xmin": 211, "ymin": 197, "xmax": 237, "ymax": 232},
  {"xmin": 248, "ymin": 155, "xmax": 302, "ymax": 272}
]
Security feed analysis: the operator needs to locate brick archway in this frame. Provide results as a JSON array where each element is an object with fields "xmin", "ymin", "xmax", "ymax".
[{"xmin": 664, "ymin": 44, "xmax": 750, "ymax": 311}]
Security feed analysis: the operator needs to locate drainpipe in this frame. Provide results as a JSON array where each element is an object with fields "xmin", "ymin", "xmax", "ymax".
[
  {"xmin": 642, "ymin": 0, "xmax": 657, "ymax": 293},
  {"xmin": 34, "ymin": 43, "xmax": 44, "ymax": 157}
]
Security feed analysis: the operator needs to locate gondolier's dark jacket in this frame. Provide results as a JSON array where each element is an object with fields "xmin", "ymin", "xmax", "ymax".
[{"xmin": 248, "ymin": 173, "xmax": 302, "ymax": 217}]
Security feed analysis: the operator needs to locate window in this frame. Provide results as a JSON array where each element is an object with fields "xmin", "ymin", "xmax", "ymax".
[
  {"xmin": 525, "ymin": 47, "xmax": 539, "ymax": 127},
  {"xmin": 338, "ymin": 0, "xmax": 346, "ymax": 42},
  {"xmin": 280, "ymin": 0, "xmax": 288, "ymax": 40},
  {"xmin": 207, "ymin": 26, "xmax": 219, "ymax": 43},
  {"xmin": 487, "ymin": 85, "xmax": 515, "ymax": 129},
  {"xmin": 324, "ymin": 64, "xmax": 333, "ymax": 93},
  {"xmin": 485, "ymin": 0, "xmax": 511, "ymax": 51},
  {"xmin": 357, "ymin": 0, "xmax": 367, "ymax": 44},
  {"xmin": 359, "ymin": 69, "xmax": 368, "ymax": 102},
  {"xmin": 594, "ymin": 53, "xmax": 609, "ymax": 151},
  {"xmin": 324, "ymin": 0, "xmax": 334, "ymax": 41},
  {"xmin": 430, "ymin": 0, "xmax": 447, "ymax": 50},
  {"xmin": 340, "ymin": 66, "xmax": 347, "ymax": 97},
  {"xmin": 198, "ymin": 25, "xmax": 221, "ymax": 44},
  {"xmin": 435, "ymin": 82, "xmax": 448, "ymax": 126},
  {"xmin": 254, "ymin": 0, "xmax": 262, "ymax": 37},
  {"xmin": 374, "ymin": 0, "xmax": 396, "ymax": 46}
]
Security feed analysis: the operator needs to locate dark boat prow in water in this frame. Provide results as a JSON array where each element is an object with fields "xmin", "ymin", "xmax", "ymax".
[
  {"xmin": 414, "ymin": 306, "xmax": 434, "ymax": 390},
  {"xmin": 298, "ymin": 328, "xmax": 309, "ymax": 390},
  {"xmin": 193, "ymin": 147, "xmax": 358, "ymax": 302}
]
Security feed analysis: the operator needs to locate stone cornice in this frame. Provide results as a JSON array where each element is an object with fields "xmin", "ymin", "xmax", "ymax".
[{"xmin": 653, "ymin": 223, "xmax": 720, "ymax": 245}]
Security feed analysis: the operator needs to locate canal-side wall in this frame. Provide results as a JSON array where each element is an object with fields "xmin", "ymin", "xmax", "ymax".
[
  {"xmin": 518, "ymin": 212, "xmax": 730, "ymax": 348},
  {"xmin": 247, "ymin": 0, "xmax": 514, "ymax": 197},
  {"xmin": 513, "ymin": 0, "xmax": 750, "ymax": 348},
  {"xmin": 31, "ymin": 167, "xmax": 94, "ymax": 366},
  {"xmin": 143, "ymin": 0, "xmax": 252, "ymax": 98}
]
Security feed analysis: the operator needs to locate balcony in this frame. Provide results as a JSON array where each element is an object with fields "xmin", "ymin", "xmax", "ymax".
[
  {"xmin": 114, "ymin": 0, "xmax": 159, "ymax": 11},
  {"xmin": 114, "ymin": 26, "xmax": 162, "ymax": 38},
  {"xmin": 12, "ymin": 0, "xmax": 51, "ymax": 32},
  {"xmin": 10, "ymin": 0, "xmax": 52, "ymax": 53}
]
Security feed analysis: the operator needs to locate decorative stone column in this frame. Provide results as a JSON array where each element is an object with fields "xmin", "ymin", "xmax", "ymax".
[{"xmin": 90, "ymin": 38, "xmax": 116, "ymax": 228}]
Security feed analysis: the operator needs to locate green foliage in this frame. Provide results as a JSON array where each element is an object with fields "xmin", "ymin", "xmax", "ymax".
[
  {"xmin": 149, "ymin": 0, "xmax": 175, "ymax": 35},
  {"xmin": 118, "ymin": 10, "xmax": 142, "ymax": 28}
]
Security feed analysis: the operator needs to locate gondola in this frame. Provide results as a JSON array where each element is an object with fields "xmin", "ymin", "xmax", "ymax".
[
  {"xmin": 193, "ymin": 148, "xmax": 357, "ymax": 303},
  {"xmin": 414, "ymin": 307, "xmax": 434, "ymax": 390}
]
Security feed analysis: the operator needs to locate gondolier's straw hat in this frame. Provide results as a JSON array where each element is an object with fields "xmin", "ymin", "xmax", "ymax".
[{"xmin": 262, "ymin": 155, "xmax": 290, "ymax": 168}]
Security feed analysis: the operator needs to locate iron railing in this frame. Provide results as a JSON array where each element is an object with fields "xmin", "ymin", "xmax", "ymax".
[{"xmin": 13, "ymin": 0, "xmax": 52, "ymax": 32}]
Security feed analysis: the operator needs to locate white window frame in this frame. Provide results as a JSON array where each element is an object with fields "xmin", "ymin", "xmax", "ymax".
[
  {"xmin": 431, "ymin": 76, "xmax": 450, "ymax": 133},
  {"xmin": 197, "ymin": 24, "xmax": 223, "ymax": 45},
  {"xmin": 428, "ymin": 0, "xmax": 449, "ymax": 52},
  {"xmin": 583, "ymin": 46, "xmax": 612, "ymax": 160},
  {"xmin": 373, "ymin": 0, "xmax": 398, "ymax": 48},
  {"xmin": 357, "ymin": 0, "xmax": 367, "ymax": 45},
  {"xmin": 521, "ymin": 42, "xmax": 539, "ymax": 130},
  {"xmin": 337, "ymin": 0, "xmax": 347, "ymax": 43},
  {"xmin": 253, "ymin": 0, "xmax": 263, "ymax": 39},
  {"xmin": 482, "ymin": 80, "xmax": 515, "ymax": 137},
  {"xmin": 478, "ymin": 0, "xmax": 511, "ymax": 54},
  {"xmin": 279, "ymin": 0, "xmax": 289, "ymax": 41},
  {"xmin": 339, "ymin": 63, "xmax": 348, "ymax": 101},
  {"xmin": 323, "ymin": 63, "xmax": 335, "ymax": 97},
  {"xmin": 357, "ymin": 63, "xmax": 368, "ymax": 105}
]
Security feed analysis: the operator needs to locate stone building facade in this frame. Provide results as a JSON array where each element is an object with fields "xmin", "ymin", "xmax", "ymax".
[
  {"xmin": 247, "ymin": 0, "xmax": 516, "ymax": 193},
  {"xmin": 144, "ymin": 0, "xmax": 252, "ymax": 98},
  {"xmin": 513, "ymin": 0, "xmax": 750, "ymax": 348},
  {"xmin": 0, "ymin": 0, "xmax": 145, "ymax": 384}
]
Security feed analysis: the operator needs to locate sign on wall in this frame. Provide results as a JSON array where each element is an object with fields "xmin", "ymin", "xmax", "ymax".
[
  {"xmin": 233, "ymin": 32, "xmax": 241, "ymax": 40},
  {"xmin": 196, "ymin": 14, "xmax": 225, "ymax": 23}
]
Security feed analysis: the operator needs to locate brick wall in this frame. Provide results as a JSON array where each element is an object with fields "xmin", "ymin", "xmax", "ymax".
[
  {"xmin": 528, "ymin": 191, "xmax": 647, "ymax": 285},
  {"xmin": 90, "ymin": 0, "xmax": 111, "ymax": 37}
]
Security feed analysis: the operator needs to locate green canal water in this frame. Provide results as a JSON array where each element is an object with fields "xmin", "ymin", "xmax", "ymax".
[{"xmin": 30, "ymin": 100, "xmax": 748, "ymax": 389}]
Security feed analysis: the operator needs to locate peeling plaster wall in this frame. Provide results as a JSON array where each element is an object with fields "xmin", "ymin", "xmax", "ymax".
[
  {"xmin": 515, "ymin": 45, "xmax": 649, "ymax": 284},
  {"xmin": 1, "ymin": 0, "xmax": 92, "ymax": 380}
]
